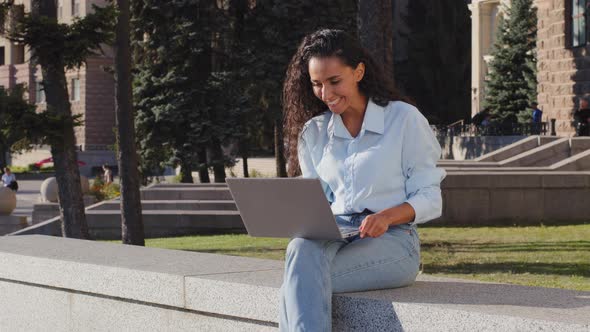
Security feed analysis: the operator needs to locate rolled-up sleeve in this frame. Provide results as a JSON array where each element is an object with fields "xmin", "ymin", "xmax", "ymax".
[
  {"xmin": 298, "ymin": 129, "xmax": 334, "ymax": 203},
  {"xmin": 402, "ymin": 110, "xmax": 446, "ymax": 224}
]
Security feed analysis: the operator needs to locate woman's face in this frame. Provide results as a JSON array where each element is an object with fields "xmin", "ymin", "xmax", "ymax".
[{"xmin": 308, "ymin": 56, "xmax": 365, "ymax": 115}]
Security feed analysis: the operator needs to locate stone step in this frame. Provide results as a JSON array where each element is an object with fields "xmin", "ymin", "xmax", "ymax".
[
  {"xmin": 91, "ymin": 200, "xmax": 237, "ymax": 211},
  {"xmin": 148, "ymin": 183, "xmax": 228, "ymax": 188},
  {"xmin": 85, "ymin": 210, "xmax": 245, "ymax": 239},
  {"xmin": 140, "ymin": 187, "xmax": 233, "ymax": 200}
]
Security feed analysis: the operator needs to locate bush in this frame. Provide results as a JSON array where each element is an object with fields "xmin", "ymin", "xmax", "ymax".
[
  {"xmin": 89, "ymin": 176, "xmax": 121, "ymax": 201},
  {"xmin": 6, "ymin": 164, "xmax": 54, "ymax": 173}
]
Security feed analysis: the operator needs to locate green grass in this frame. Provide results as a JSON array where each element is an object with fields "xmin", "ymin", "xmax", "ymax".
[{"xmin": 142, "ymin": 225, "xmax": 590, "ymax": 291}]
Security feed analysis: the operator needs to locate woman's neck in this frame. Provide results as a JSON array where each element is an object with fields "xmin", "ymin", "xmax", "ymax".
[{"xmin": 341, "ymin": 95, "xmax": 368, "ymax": 138}]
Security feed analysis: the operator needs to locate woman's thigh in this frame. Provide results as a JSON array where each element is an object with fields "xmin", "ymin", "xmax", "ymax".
[{"xmin": 330, "ymin": 229, "xmax": 420, "ymax": 293}]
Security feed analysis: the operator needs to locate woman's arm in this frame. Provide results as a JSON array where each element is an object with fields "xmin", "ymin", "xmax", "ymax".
[
  {"xmin": 359, "ymin": 202, "xmax": 415, "ymax": 238},
  {"xmin": 360, "ymin": 108, "xmax": 446, "ymax": 238}
]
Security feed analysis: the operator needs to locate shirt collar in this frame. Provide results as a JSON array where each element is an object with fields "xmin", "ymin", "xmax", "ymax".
[{"xmin": 328, "ymin": 98, "xmax": 385, "ymax": 139}]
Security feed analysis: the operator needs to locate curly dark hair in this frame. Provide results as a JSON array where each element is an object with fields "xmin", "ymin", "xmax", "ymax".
[{"xmin": 283, "ymin": 29, "xmax": 409, "ymax": 177}]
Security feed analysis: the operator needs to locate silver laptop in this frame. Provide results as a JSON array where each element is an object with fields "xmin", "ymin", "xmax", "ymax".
[{"xmin": 226, "ymin": 178, "xmax": 360, "ymax": 240}]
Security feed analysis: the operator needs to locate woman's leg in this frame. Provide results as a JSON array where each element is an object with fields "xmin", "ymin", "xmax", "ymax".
[
  {"xmin": 331, "ymin": 227, "xmax": 420, "ymax": 293},
  {"xmin": 279, "ymin": 237, "xmax": 347, "ymax": 332}
]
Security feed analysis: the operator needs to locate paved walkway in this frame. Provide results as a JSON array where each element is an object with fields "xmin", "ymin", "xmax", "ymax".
[{"xmin": 13, "ymin": 180, "xmax": 42, "ymax": 224}]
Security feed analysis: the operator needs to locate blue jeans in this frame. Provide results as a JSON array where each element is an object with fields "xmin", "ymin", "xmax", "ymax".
[{"xmin": 279, "ymin": 211, "xmax": 420, "ymax": 332}]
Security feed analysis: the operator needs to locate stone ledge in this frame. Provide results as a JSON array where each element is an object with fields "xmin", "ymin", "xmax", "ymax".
[{"xmin": 0, "ymin": 235, "xmax": 588, "ymax": 331}]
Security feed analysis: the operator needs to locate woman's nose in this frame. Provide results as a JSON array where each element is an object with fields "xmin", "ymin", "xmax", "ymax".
[{"xmin": 321, "ymin": 85, "xmax": 332, "ymax": 101}]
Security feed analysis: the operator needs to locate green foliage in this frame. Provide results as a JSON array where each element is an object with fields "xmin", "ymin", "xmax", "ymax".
[
  {"xmin": 0, "ymin": 86, "xmax": 41, "ymax": 155},
  {"xmin": 483, "ymin": 0, "xmax": 537, "ymax": 123},
  {"xmin": 132, "ymin": 0, "xmax": 358, "ymax": 182},
  {"xmin": 5, "ymin": 164, "xmax": 55, "ymax": 173},
  {"xmin": 0, "ymin": 84, "xmax": 84, "ymax": 149},
  {"xmin": 132, "ymin": 0, "xmax": 222, "ymax": 180},
  {"xmin": 400, "ymin": 0, "xmax": 471, "ymax": 124},
  {"xmin": 0, "ymin": 2, "xmax": 115, "ymax": 151},
  {"xmin": 8, "ymin": 4, "xmax": 116, "ymax": 69},
  {"xmin": 89, "ymin": 177, "xmax": 120, "ymax": 201}
]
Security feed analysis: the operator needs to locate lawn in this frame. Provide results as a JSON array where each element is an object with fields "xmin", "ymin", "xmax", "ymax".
[{"xmin": 144, "ymin": 225, "xmax": 590, "ymax": 291}]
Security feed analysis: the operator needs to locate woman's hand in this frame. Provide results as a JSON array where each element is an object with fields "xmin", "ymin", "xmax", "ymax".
[{"xmin": 359, "ymin": 214, "xmax": 391, "ymax": 238}]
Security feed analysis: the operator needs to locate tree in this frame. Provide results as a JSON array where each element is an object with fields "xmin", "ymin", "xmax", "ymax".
[
  {"xmin": 241, "ymin": 0, "xmax": 357, "ymax": 176},
  {"xmin": 398, "ymin": 0, "xmax": 471, "ymax": 124},
  {"xmin": 0, "ymin": 1, "xmax": 116, "ymax": 239},
  {"xmin": 133, "ymin": 0, "xmax": 239, "ymax": 183},
  {"xmin": 0, "ymin": 85, "xmax": 38, "ymax": 169},
  {"xmin": 483, "ymin": 0, "xmax": 537, "ymax": 123},
  {"xmin": 358, "ymin": 0, "xmax": 394, "ymax": 80},
  {"xmin": 115, "ymin": 0, "xmax": 144, "ymax": 245}
]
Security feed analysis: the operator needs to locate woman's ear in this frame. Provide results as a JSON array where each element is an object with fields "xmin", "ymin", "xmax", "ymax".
[{"xmin": 354, "ymin": 62, "xmax": 365, "ymax": 82}]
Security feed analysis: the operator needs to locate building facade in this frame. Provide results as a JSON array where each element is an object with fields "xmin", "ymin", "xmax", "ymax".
[
  {"xmin": 2, "ymin": 0, "xmax": 116, "ymax": 171},
  {"xmin": 470, "ymin": 0, "xmax": 588, "ymax": 136}
]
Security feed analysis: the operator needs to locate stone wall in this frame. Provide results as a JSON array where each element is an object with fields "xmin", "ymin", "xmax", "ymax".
[{"xmin": 536, "ymin": 0, "xmax": 580, "ymax": 136}]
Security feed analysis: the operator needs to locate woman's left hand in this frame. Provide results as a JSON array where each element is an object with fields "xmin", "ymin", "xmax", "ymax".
[{"xmin": 359, "ymin": 214, "xmax": 391, "ymax": 238}]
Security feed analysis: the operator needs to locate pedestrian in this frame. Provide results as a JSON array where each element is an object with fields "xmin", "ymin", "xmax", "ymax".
[
  {"xmin": 531, "ymin": 102, "xmax": 543, "ymax": 134},
  {"xmin": 102, "ymin": 165, "xmax": 113, "ymax": 184},
  {"xmin": 281, "ymin": 29, "xmax": 446, "ymax": 331},
  {"xmin": 574, "ymin": 95, "xmax": 590, "ymax": 136},
  {"xmin": 1, "ymin": 167, "xmax": 18, "ymax": 191}
]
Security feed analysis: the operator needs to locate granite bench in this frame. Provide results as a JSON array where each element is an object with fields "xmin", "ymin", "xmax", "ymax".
[{"xmin": 0, "ymin": 235, "xmax": 588, "ymax": 331}]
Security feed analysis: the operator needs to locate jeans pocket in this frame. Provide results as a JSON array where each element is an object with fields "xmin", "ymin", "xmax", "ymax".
[{"xmin": 389, "ymin": 224, "xmax": 420, "ymax": 255}]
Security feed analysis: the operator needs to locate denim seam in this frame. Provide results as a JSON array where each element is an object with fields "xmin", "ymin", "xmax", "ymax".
[{"xmin": 331, "ymin": 253, "xmax": 413, "ymax": 280}]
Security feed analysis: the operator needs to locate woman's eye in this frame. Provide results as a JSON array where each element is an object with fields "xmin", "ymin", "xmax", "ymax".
[{"xmin": 330, "ymin": 80, "xmax": 340, "ymax": 85}]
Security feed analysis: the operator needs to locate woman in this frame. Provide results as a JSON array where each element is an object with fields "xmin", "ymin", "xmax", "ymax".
[
  {"xmin": 1, "ymin": 167, "xmax": 17, "ymax": 191},
  {"xmin": 281, "ymin": 29, "xmax": 446, "ymax": 331},
  {"xmin": 102, "ymin": 165, "xmax": 113, "ymax": 184}
]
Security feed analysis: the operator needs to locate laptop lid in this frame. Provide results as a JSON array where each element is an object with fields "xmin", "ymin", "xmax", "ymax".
[{"xmin": 226, "ymin": 178, "xmax": 345, "ymax": 240}]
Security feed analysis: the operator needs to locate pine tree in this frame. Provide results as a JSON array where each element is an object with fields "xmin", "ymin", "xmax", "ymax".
[
  {"xmin": 133, "ymin": 0, "xmax": 222, "ymax": 183},
  {"xmin": 483, "ymin": 0, "xmax": 537, "ymax": 123}
]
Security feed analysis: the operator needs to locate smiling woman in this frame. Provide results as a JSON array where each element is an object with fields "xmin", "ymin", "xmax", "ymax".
[{"xmin": 280, "ymin": 29, "xmax": 446, "ymax": 331}]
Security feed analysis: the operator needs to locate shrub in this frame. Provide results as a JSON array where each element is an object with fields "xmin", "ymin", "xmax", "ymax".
[{"xmin": 89, "ymin": 176, "xmax": 121, "ymax": 201}]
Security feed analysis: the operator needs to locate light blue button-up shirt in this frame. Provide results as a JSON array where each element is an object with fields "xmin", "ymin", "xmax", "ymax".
[{"xmin": 298, "ymin": 100, "xmax": 446, "ymax": 225}]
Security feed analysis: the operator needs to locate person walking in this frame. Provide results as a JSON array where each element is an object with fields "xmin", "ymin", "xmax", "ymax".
[
  {"xmin": 574, "ymin": 96, "xmax": 590, "ymax": 136},
  {"xmin": 281, "ymin": 29, "xmax": 446, "ymax": 331},
  {"xmin": 530, "ymin": 102, "xmax": 543, "ymax": 134}
]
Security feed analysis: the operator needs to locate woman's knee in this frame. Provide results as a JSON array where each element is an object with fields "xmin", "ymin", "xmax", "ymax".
[{"xmin": 286, "ymin": 238, "xmax": 322, "ymax": 258}]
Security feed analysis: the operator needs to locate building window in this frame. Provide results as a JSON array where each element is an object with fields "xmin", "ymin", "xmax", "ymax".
[
  {"xmin": 35, "ymin": 81, "xmax": 45, "ymax": 104},
  {"xmin": 0, "ymin": 47, "xmax": 5, "ymax": 66},
  {"xmin": 70, "ymin": 78, "xmax": 80, "ymax": 101},
  {"xmin": 570, "ymin": 0, "xmax": 588, "ymax": 47},
  {"xmin": 72, "ymin": 0, "xmax": 80, "ymax": 16}
]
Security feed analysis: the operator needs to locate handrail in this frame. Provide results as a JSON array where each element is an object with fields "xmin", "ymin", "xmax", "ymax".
[{"xmin": 447, "ymin": 119, "xmax": 464, "ymax": 127}]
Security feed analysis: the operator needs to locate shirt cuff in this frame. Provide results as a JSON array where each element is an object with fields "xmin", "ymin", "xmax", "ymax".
[{"xmin": 404, "ymin": 193, "xmax": 441, "ymax": 225}]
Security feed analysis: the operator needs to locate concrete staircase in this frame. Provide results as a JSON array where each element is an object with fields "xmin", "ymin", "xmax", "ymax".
[{"xmin": 13, "ymin": 183, "xmax": 244, "ymax": 239}]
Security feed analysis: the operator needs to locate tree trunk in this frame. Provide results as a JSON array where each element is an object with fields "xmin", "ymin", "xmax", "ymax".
[
  {"xmin": 210, "ymin": 140, "xmax": 226, "ymax": 183},
  {"xmin": 241, "ymin": 155, "xmax": 249, "ymax": 178},
  {"xmin": 197, "ymin": 145, "xmax": 210, "ymax": 183},
  {"xmin": 34, "ymin": 0, "xmax": 89, "ymax": 239},
  {"xmin": 0, "ymin": 145, "xmax": 7, "ymax": 169},
  {"xmin": 179, "ymin": 157, "xmax": 194, "ymax": 183},
  {"xmin": 358, "ymin": 0, "xmax": 394, "ymax": 80},
  {"xmin": 274, "ymin": 119, "xmax": 287, "ymax": 177},
  {"xmin": 115, "ymin": 0, "xmax": 145, "ymax": 245}
]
